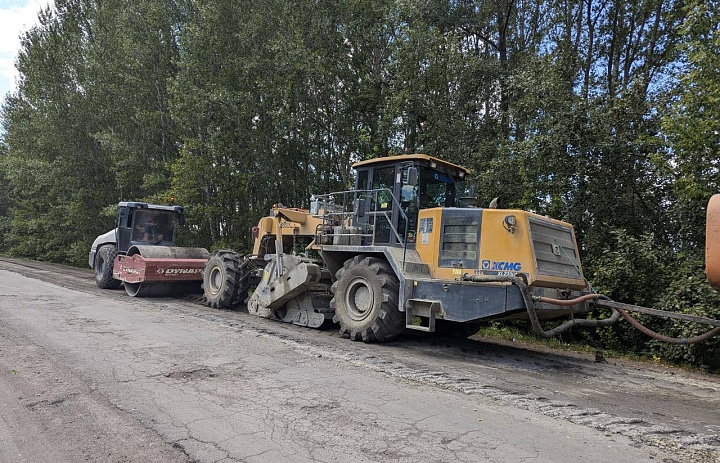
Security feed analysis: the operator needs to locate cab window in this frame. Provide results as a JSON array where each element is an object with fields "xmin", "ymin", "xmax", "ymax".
[
  {"xmin": 419, "ymin": 168, "xmax": 455, "ymax": 208},
  {"xmin": 371, "ymin": 166, "xmax": 395, "ymax": 211},
  {"xmin": 131, "ymin": 210, "xmax": 177, "ymax": 243}
]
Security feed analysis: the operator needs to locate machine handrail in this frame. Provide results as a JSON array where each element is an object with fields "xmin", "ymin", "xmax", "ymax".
[{"xmin": 312, "ymin": 188, "xmax": 411, "ymax": 269}]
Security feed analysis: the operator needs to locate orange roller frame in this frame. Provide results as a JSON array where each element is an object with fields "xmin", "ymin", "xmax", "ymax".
[{"xmin": 706, "ymin": 194, "xmax": 720, "ymax": 291}]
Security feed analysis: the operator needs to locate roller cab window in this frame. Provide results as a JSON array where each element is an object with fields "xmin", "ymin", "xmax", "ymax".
[{"xmin": 131, "ymin": 210, "xmax": 178, "ymax": 244}]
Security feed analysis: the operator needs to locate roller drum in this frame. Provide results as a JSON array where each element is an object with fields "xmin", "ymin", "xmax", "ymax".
[
  {"xmin": 118, "ymin": 246, "xmax": 209, "ymax": 297},
  {"xmin": 124, "ymin": 282, "xmax": 177, "ymax": 297},
  {"xmin": 126, "ymin": 245, "xmax": 210, "ymax": 259}
]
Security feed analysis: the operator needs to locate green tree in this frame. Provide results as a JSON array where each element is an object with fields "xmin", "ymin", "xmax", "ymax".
[
  {"xmin": 651, "ymin": 0, "xmax": 720, "ymax": 370},
  {"xmin": 170, "ymin": 0, "xmax": 397, "ymax": 251},
  {"xmin": 1, "ymin": 0, "xmax": 183, "ymax": 264},
  {"xmin": 1, "ymin": 0, "xmax": 114, "ymax": 265},
  {"xmin": 89, "ymin": 0, "xmax": 182, "ymax": 202},
  {"xmin": 170, "ymin": 0, "xmax": 279, "ymax": 251},
  {"xmin": 662, "ymin": 0, "xmax": 720, "ymax": 248}
]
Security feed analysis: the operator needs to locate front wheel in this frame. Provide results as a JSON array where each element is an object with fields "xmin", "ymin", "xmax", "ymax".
[
  {"xmin": 203, "ymin": 251, "xmax": 252, "ymax": 309},
  {"xmin": 331, "ymin": 256, "xmax": 404, "ymax": 342},
  {"xmin": 95, "ymin": 244, "xmax": 121, "ymax": 289}
]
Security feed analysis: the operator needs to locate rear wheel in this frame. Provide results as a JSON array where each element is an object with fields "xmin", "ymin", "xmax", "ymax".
[
  {"xmin": 203, "ymin": 251, "xmax": 252, "ymax": 309},
  {"xmin": 95, "ymin": 244, "xmax": 121, "ymax": 289},
  {"xmin": 331, "ymin": 255, "xmax": 404, "ymax": 342}
]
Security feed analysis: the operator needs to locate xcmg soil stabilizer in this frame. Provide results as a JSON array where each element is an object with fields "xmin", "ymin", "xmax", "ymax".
[{"xmin": 202, "ymin": 154, "xmax": 720, "ymax": 343}]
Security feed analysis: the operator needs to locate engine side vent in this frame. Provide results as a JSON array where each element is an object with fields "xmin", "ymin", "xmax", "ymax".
[
  {"xmin": 439, "ymin": 209, "xmax": 481, "ymax": 268},
  {"xmin": 528, "ymin": 218, "xmax": 583, "ymax": 279}
]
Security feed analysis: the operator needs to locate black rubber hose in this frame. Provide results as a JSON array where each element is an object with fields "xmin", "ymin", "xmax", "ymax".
[
  {"xmin": 514, "ymin": 278, "xmax": 619, "ymax": 339},
  {"xmin": 613, "ymin": 308, "xmax": 720, "ymax": 345},
  {"xmin": 461, "ymin": 273, "xmax": 720, "ymax": 343},
  {"xmin": 461, "ymin": 274, "xmax": 619, "ymax": 338}
]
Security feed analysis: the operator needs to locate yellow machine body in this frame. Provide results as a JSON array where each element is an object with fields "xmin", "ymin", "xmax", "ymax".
[
  {"xmin": 415, "ymin": 208, "xmax": 586, "ymax": 290},
  {"xmin": 251, "ymin": 206, "xmax": 325, "ymax": 257}
]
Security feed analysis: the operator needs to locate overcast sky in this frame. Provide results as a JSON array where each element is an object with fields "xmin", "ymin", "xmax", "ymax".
[{"xmin": 0, "ymin": 0, "xmax": 51, "ymax": 105}]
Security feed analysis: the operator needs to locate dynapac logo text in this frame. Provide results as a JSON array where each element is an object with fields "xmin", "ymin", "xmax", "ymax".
[{"xmin": 156, "ymin": 268, "xmax": 204, "ymax": 274}]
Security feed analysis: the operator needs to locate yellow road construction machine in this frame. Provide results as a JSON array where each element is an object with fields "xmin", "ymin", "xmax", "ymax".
[{"xmin": 203, "ymin": 154, "xmax": 720, "ymax": 343}]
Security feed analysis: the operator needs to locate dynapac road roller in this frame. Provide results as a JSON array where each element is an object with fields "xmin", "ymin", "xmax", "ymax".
[
  {"xmin": 90, "ymin": 202, "xmax": 209, "ymax": 297},
  {"xmin": 204, "ymin": 154, "xmax": 625, "ymax": 342}
]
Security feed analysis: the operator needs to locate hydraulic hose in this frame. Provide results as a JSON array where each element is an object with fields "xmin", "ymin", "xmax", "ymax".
[
  {"xmin": 462, "ymin": 274, "xmax": 619, "ymax": 339},
  {"xmin": 460, "ymin": 273, "xmax": 720, "ymax": 343},
  {"xmin": 613, "ymin": 308, "xmax": 720, "ymax": 345},
  {"xmin": 536, "ymin": 293, "xmax": 602, "ymax": 306}
]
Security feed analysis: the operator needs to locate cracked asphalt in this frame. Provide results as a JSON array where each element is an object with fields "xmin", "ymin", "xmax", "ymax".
[{"xmin": 0, "ymin": 257, "xmax": 718, "ymax": 462}]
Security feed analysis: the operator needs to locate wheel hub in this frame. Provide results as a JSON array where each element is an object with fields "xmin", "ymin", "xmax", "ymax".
[
  {"xmin": 345, "ymin": 277, "xmax": 374, "ymax": 321},
  {"xmin": 209, "ymin": 267, "xmax": 223, "ymax": 295}
]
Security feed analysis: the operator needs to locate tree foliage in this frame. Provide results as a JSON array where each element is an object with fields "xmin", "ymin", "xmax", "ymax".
[{"xmin": 1, "ymin": 0, "xmax": 718, "ymax": 368}]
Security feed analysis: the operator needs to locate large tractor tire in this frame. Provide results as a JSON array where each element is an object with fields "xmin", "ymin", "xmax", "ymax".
[
  {"xmin": 95, "ymin": 244, "xmax": 121, "ymax": 289},
  {"xmin": 203, "ymin": 251, "xmax": 252, "ymax": 309},
  {"xmin": 331, "ymin": 255, "xmax": 404, "ymax": 342}
]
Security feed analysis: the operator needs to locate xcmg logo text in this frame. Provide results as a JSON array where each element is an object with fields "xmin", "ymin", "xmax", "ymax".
[{"xmin": 481, "ymin": 260, "xmax": 522, "ymax": 272}]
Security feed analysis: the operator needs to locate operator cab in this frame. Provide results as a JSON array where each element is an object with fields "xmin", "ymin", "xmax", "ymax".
[
  {"xmin": 116, "ymin": 202, "xmax": 184, "ymax": 252},
  {"xmin": 351, "ymin": 154, "xmax": 473, "ymax": 247}
]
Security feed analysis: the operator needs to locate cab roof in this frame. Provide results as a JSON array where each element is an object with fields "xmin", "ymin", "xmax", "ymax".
[
  {"xmin": 352, "ymin": 154, "xmax": 471, "ymax": 175},
  {"xmin": 118, "ymin": 202, "xmax": 183, "ymax": 213}
]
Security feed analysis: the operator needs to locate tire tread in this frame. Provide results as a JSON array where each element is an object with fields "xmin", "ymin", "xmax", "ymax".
[
  {"xmin": 331, "ymin": 255, "xmax": 403, "ymax": 343},
  {"xmin": 95, "ymin": 244, "xmax": 121, "ymax": 289}
]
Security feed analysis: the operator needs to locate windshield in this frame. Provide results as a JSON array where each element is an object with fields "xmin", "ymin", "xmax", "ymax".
[
  {"xmin": 131, "ymin": 210, "xmax": 178, "ymax": 244},
  {"xmin": 417, "ymin": 167, "xmax": 469, "ymax": 208}
]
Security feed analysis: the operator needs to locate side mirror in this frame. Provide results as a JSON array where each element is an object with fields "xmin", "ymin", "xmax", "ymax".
[
  {"xmin": 354, "ymin": 198, "xmax": 366, "ymax": 218},
  {"xmin": 407, "ymin": 167, "xmax": 418, "ymax": 186}
]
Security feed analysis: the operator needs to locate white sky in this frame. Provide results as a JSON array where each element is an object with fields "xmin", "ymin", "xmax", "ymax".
[{"xmin": 0, "ymin": 0, "xmax": 52, "ymax": 104}]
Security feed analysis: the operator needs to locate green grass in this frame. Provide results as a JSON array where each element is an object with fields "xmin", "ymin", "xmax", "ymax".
[{"xmin": 471, "ymin": 322, "xmax": 710, "ymax": 372}]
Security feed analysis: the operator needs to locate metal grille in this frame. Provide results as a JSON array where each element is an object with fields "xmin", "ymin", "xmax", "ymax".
[
  {"xmin": 528, "ymin": 218, "xmax": 582, "ymax": 279},
  {"xmin": 439, "ymin": 210, "xmax": 481, "ymax": 268}
]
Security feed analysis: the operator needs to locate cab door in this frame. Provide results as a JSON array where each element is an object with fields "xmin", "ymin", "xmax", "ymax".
[
  {"xmin": 369, "ymin": 165, "xmax": 396, "ymax": 244},
  {"xmin": 397, "ymin": 166, "xmax": 419, "ymax": 245}
]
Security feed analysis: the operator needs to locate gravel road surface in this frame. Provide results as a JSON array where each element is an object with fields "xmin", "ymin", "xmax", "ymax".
[{"xmin": 0, "ymin": 257, "xmax": 718, "ymax": 462}]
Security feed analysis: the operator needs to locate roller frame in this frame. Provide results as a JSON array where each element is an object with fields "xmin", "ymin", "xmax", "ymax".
[{"xmin": 113, "ymin": 245, "xmax": 209, "ymax": 284}]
